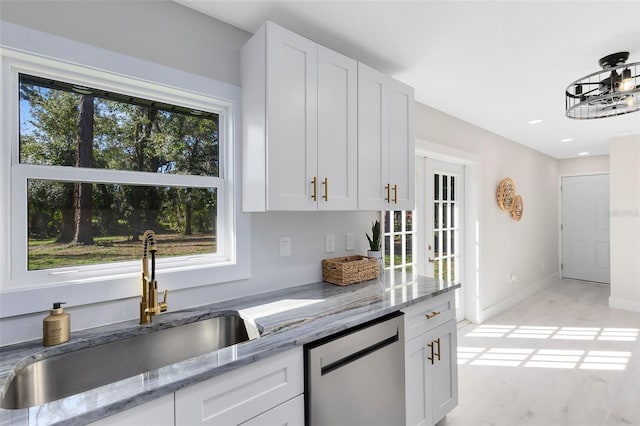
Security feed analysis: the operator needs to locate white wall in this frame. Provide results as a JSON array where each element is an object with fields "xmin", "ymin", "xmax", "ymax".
[
  {"xmin": 0, "ymin": 2, "xmax": 377, "ymax": 345},
  {"xmin": 0, "ymin": 0, "xmax": 248, "ymax": 87},
  {"xmin": 415, "ymin": 103, "xmax": 559, "ymax": 321},
  {"xmin": 609, "ymin": 135, "xmax": 640, "ymax": 312},
  {"xmin": 558, "ymin": 155, "xmax": 609, "ymax": 176}
]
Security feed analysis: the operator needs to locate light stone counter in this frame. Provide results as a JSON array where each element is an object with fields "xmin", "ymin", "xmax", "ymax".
[{"xmin": 0, "ymin": 273, "xmax": 460, "ymax": 425}]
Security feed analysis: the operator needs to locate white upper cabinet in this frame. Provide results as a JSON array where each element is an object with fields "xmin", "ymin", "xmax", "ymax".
[
  {"xmin": 242, "ymin": 21, "xmax": 317, "ymax": 211},
  {"xmin": 242, "ymin": 21, "xmax": 413, "ymax": 212},
  {"xmin": 357, "ymin": 63, "xmax": 389, "ymax": 211},
  {"xmin": 317, "ymin": 45, "xmax": 358, "ymax": 210},
  {"xmin": 242, "ymin": 22, "xmax": 357, "ymax": 211},
  {"xmin": 389, "ymin": 78, "xmax": 415, "ymax": 211},
  {"xmin": 358, "ymin": 65, "xmax": 415, "ymax": 211}
]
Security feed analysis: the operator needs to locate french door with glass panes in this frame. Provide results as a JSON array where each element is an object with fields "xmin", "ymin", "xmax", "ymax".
[
  {"xmin": 383, "ymin": 210, "xmax": 415, "ymax": 273},
  {"xmin": 423, "ymin": 159, "xmax": 464, "ymax": 320}
]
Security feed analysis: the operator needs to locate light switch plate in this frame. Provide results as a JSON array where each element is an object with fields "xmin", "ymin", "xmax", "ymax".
[
  {"xmin": 346, "ymin": 233, "xmax": 354, "ymax": 251},
  {"xmin": 325, "ymin": 234, "xmax": 335, "ymax": 253},
  {"xmin": 280, "ymin": 236, "xmax": 291, "ymax": 257}
]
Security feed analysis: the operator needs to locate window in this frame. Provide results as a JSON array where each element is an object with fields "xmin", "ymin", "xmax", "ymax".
[
  {"xmin": 1, "ymin": 43, "xmax": 247, "ymax": 316},
  {"xmin": 383, "ymin": 210, "xmax": 415, "ymax": 273},
  {"xmin": 20, "ymin": 74, "xmax": 221, "ymax": 271}
]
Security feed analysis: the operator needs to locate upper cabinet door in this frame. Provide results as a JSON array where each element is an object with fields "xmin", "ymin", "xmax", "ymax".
[
  {"xmin": 389, "ymin": 78, "xmax": 415, "ymax": 211},
  {"xmin": 266, "ymin": 23, "xmax": 318, "ymax": 211},
  {"xmin": 357, "ymin": 63, "xmax": 389, "ymax": 211},
  {"xmin": 317, "ymin": 45, "xmax": 358, "ymax": 211}
]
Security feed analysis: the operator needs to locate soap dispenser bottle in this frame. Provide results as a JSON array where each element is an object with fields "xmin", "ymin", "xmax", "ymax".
[{"xmin": 43, "ymin": 302, "xmax": 70, "ymax": 346}]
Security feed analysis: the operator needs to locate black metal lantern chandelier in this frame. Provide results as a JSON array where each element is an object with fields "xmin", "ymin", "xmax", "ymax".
[{"xmin": 565, "ymin": 52, "xmax": 639, "ymax": 119}]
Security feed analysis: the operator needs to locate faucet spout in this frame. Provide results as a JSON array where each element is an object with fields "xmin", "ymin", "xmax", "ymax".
[{"xmin": 140, "ymin": 230, "xmax": 168, "ymax": 325}]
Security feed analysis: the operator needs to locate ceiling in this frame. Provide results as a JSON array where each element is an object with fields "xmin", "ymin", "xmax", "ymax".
[{"xmin": 175, "ymin": 0, "xmax": 640, "ymax": 159}]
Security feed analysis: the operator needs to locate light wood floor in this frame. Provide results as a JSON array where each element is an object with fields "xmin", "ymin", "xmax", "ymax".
[{"xmin": 441, "ymin": 278, "xmax": 640, "ymax": 426}]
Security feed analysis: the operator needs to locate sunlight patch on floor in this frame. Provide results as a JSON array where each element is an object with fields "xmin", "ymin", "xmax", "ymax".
[
  {"xmin": 465, "ymin": 324, "xmax": 639, "ymax": 341},
  {"xmin": 457, "ymin": 346, "xmax": 631, "ymax": 370}
]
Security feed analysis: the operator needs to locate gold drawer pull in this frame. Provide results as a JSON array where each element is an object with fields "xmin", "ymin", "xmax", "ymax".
[
  {"xmin": 425, "ymin": 311, "xmax": 441, "ymax": 319},
  {"xmin": 427, "ymin": 341, "xmax": 435, "ymax": 365},
  {"xmin": 385, "ymin": 184, "xmax": 391, "ymax": 202},
  {"xmin": 311, "ymin": 177, "xmax": 317, "ymax": 201},
  {"xmin": 323, "ymin": 177, "xmax": 328, "ymax": 201}
]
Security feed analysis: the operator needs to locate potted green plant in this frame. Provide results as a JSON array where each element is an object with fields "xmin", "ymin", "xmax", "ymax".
[{"xmin": 366, "ymin": 220, "xmax": 382, "ymax": 259}]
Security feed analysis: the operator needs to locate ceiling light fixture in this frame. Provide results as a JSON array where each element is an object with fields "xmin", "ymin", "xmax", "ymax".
[
  {"xmin": 578, "ymin": 152, "xmax": 590, "ymax": 156},
  {"xmin": 528, "ymin": 119, "xmax": 543, "ymax": 124},
  {"xmin": 566, "ymin": 52, "xmax": 639, "ymax": 119},
  {"xmin": 561, "ymin": 138, "xmax": 573, "ymax": 142}
]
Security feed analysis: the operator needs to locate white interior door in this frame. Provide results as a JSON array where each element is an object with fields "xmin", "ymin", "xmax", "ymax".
[
  {"xmin": 419, "ymin": 158, "xmax": 465, "ymax": 321},
  {"xmin": 561, "ymin": 174, "xmax": 610, "ymax": 284}
]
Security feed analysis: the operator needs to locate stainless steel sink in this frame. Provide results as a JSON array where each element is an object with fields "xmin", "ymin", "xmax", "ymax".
[{"xmin": 1, "ymin": 313, "xmax": 261, "ymax": 409}]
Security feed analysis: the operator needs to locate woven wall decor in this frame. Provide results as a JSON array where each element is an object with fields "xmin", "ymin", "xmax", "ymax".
[
  {"xmin": 496, "ymin": 178, "xmax": 516, "ymax": 211},
  {"xmin": 510, "ymin": 194, "xmax": 524, "ymax": 221}
]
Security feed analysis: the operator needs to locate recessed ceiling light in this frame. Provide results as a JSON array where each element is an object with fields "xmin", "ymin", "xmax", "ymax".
[
  {"xmin": 528, "ymin": 119, "xmax": 543, "ymax": 125},
  {"xmin": 578, "ymin": 152, "xmax": 590, "ymax": 156},
  {"xmin": 561, "ymin": 138, "xmax": 573, "ymax": 142}
]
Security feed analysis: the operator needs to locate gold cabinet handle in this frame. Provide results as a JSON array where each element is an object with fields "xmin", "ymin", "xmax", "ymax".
[
  {"xmin": 322, "ymin": 177, "xmax": 328, "ymax": 201},
  {"xmin": 425, "ymin": 311, "xmax": 441, "ymax": 319},
  {"xmin": 435, "ymin": 338, "xmax": 441, "ymax": 361},
  {"xmin": 393, "ymin": 184, "xmax": 398, "ymax": 204},
  {"xmin": 427, "ymin": 341, "xmax": 435, "ymax": 365},
  {"xmin": 385, "ymin": 184, "xmax": 391, "ymax": 203},
  {"xmin": 311, "ymin": 177, "xmax": 317, "ymax": 201}
]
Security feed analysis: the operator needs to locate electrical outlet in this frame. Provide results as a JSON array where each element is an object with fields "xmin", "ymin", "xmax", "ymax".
[
  {"xmin": 346, "ymin": 233, "xmax": 354, "ymax": 251},
  {"xmin": 280, "ymin": 236, "xmax": 291, "ymax": 257},
  {"xmin": 325, "ymin": 234, "xmax": 335, "ymax": 253}
]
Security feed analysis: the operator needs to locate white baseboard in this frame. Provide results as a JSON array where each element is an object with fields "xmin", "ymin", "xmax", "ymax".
[
  {"xmin": 609, "ymin": 297, "xmax": 640, "ymax": 313},
  {"xmin": 480, "ymin": 273, "xmax": 559, "ymax": 323}
]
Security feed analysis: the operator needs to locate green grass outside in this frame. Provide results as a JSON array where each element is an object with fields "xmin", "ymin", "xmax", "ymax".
[{"xmin": 28, "ymin": 233, "xmax": 215, "ymax": 270}]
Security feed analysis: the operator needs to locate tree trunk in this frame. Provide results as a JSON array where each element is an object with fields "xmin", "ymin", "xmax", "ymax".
[
  {"xmin": 57, "ymin": 186, "xmax": 75, "ymax": 243},
  {"xmin": 72, "ymin": 95, "xmax": 94, "ymax": 245},
  {"xmin": 184, "ymin": 188, "xmax": 192, "ymax": 236},
  {"xmin": 130, "ymin": 107, "xmax": 159, "ymax": 241}
]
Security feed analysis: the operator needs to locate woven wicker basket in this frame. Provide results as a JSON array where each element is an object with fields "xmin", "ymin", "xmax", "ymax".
[{"xmin": 322, "ymin": 255, "xmax": 378, "ymax": 286}]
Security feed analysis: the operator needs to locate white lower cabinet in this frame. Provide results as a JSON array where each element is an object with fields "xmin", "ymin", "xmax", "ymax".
[
  {"xmin": 404, "ymin": 294, "xmax": 458, "ymax": 426},
  {"xmin": 175, "ymin": 347, "xmax": 304, "ymax": 425},
  {"xmin": 89, "ymin": 393, "xmax": 174, "ymax": 426},
  {"xmin": 240, "ymin": 395, "xmax": 305, "ymax": 426}
]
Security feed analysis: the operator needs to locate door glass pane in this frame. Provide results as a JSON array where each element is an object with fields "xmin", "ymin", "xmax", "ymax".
[
  {"xmin": 434, "ymin": 231, "xmax": 440, "ymax": 257},
  {"xmin": 451, "ymin": 176, "xmax": 456, "ymax": 201},
  {"xmin": 406, "ymin": 234, "xmax": 413, "ymax": 265},
  {"xmin": 434, "ymin": 174, "xmax": 439, "ymax": 200},
  {"xmin": 406, "ymin": 211, "xmax": 412, "ymax": 232},
  {"xmin": 384, "ymin": 235, "xmax": 391, "ymax": 267},
  {"xmin": 434, "ymin": 202, "xmax": 439, "ymax": 229},
  {"xmin": 443, "ymin": 203, "xmax": 448, "ymax": 228},
  {"xmin": 450, "ymin": 202, "xmax": 455, "ymax": 229},
  {"xmin": 394, "ymin": 211, "xmax": 402, "ymax": 232},
  {"xmin": 384, "ymin": 211, "xmax": 390, "ymax": 233},
  {"xmin": 443, "ymin": 175, "xmax": 448, "ymax": 201},
  {"xmin": 443, "ymin": 231, "xmax": 448, "ymax": 255}
]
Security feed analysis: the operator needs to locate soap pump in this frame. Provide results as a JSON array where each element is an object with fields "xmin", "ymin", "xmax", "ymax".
[{"xmin": 43, "ymin": 302, "xmax": 70, "ymax": 346}]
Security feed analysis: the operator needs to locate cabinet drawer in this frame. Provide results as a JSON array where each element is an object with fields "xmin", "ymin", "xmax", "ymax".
[
  {"xmin": 402, "ymin": 292, "xmax": 455, "ymax": 341},
  {"xmin": 175, "ymin": 347, "xmax": 303, "ymax": 425},
  {"xmin": 89, "ymin": 393, "xmax": 174, "ymax": 426},
  {"xmin": 240, "ymin": 395, "xmax": 304, "ymax": 426}
]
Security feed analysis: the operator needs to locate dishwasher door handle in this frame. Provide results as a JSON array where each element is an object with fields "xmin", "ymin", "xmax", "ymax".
[{"xmin": 320, "ymin": 329, "xmax": 400, "ymax": 376}]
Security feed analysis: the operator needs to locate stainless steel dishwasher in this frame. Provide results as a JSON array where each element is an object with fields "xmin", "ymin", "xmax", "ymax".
[{"xmin": 304, "ymin": 311, "xmax": 405, "ymax": 426}]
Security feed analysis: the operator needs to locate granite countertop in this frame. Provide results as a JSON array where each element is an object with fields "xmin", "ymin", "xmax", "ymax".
[{"xmin": 0, "ymin": 272, "xmax": 460, "ymax": 426}]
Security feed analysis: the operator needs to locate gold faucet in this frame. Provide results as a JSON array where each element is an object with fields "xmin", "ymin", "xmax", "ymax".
[{"xmin": 140, "ymin": 230, "xmax": 168, "ymax": 324}]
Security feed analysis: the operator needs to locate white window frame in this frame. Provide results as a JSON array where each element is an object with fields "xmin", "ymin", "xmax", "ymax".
[{"xmin": 0, "ymin": 24, "xmax": 250, "ymax": 317}]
